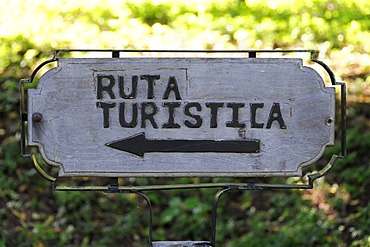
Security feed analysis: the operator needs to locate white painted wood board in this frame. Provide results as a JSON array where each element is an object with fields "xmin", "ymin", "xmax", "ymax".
[{"xmin": 28, "ymin": 58, "xmax": 335, "ymax": 177}]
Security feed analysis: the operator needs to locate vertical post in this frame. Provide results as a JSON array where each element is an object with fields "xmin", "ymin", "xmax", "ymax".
[
  {"xmin": 340, "ymin": 82, "xmax": 347, "ymax": 157},
  {"xmin": 135, "ymin": 191, "xmax": 154, "ymax": 247},
  {"xmin": 211, "ymin": 187, "xmax": 232, "ymax": 246},
  {"xmin": 248, "ymin": 51, "xmax": 257, "ymax": 58},
  {"xmin": 112, "ymin": 50, "xmax": 120, "ymax": 58}
]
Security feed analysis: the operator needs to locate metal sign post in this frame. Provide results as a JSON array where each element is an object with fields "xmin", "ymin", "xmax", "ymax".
[{"xmin": 20, "ymin": 50, "xmax": 346, "ymax": 246}]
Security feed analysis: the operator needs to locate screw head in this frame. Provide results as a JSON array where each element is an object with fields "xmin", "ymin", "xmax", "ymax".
[{"xmin": 32, "ymin": 112, "xmax": 43, "ymax": 122}]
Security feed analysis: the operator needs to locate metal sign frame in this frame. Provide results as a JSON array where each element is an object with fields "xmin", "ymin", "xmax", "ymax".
[{"xmin": 20, "ymin": 49, "xmax": 346, "ymax": 246}]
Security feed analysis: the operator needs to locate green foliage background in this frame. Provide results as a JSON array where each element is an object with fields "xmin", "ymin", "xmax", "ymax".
[{"xmin": 0, "ymin": 0, "xmax": 369, "ymax": 246}]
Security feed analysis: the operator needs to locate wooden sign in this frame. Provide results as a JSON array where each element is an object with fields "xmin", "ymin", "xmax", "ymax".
[{"xmin": 27, "ymin": 58, "xmax": 335, "ymax": 177}]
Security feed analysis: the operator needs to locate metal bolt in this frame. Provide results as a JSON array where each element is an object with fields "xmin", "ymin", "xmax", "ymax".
[
  {"xmin": 32, "ymin": 112, "xmax": 43, "ymax": 122},
  {"xmin": 325, "ymin": 117, "xmax": 333, "ymax": 126}
]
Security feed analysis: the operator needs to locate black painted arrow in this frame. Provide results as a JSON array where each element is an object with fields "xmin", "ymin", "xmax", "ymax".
[{"xmin": 106, "ymin": 132, "xmax": 260, "ymax": 157}]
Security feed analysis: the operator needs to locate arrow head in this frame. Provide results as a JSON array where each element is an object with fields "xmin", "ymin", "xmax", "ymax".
[{"xmin": 106, "ymin": 132, "xmax": 146, "ymax": 157}]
